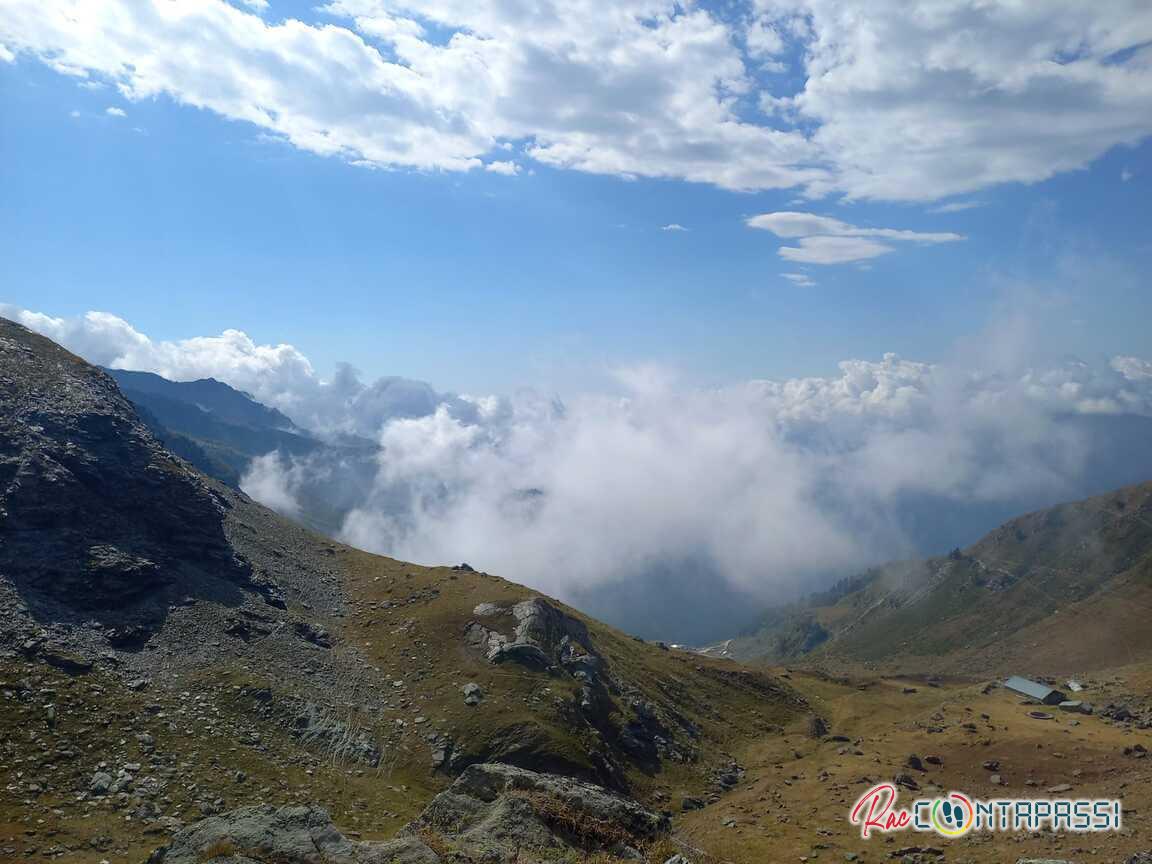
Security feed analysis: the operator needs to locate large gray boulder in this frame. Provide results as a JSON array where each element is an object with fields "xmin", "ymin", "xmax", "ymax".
[
  {"xmin": 147, "ymin": 804, "xmax": 438, "ymax": 864},
  {"xmin": 466, "ymin": 597, "xmax": 599, "ymax": 672},
  {"xmin": 411, "ymin": 762, "xmax": 669, "ymax": 859},
  {"xmin": 149, "ymin": 763, "xmax": 672, "ymax": 863}
]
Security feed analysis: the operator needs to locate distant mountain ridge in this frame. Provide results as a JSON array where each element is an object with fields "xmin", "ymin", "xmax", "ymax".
[
  {"xmin": 102, "ymin": 367, "xmax": 377, "ymax": 533},
  {"xmin": 103, "ymin": 368, "xmax": 300, "ymax": 432},
  {"xmin": 717, "ymin": 478, "xmax": 1152, "ymax": 675}
]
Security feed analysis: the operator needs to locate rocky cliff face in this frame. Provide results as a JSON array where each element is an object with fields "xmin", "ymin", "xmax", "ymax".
[{"xmin": 0, "ymin": 319, "xmax": 256, "ymax": 619}]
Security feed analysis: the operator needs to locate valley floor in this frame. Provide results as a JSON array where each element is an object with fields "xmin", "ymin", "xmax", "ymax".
[{"xmin": 678, "ymin": 665, "xmax": 1152, "ymax": 863}]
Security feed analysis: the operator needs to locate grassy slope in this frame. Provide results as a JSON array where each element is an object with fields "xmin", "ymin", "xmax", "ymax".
[
  {"xmin": 333, "ymin": 545, "xmax": 807, "ymax": 802},
  {"xmin": 0, "ymin": 536, "xmax": 809, "ymax": 863},
  {"xmin": 728, "ymin": 480, "xmax": 1152, "ymax": 674}
]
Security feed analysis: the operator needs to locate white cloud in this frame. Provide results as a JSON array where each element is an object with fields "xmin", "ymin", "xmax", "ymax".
[
  {"xmin": 8, "ymin": 302, "xmax": 1152, "ymax": 630},
  {"xmin": 105, "ymin": 105, "xmax": 125, "ymax": 117},
  {"xmin": 0, "ymin": 304, "xmax": 474, "ymax": 437},
  {"xmin": 747, "ymin": 212, "xmax": 963, "ymax": 243},
  {"xmin": 0, "ymin": 42, "xmax": 13, "ymax": 63},
  {"xmin": 4, "ymin": 1, "xmax": 1148, "ymax": 199},
  {"xmin": 779, "ymin": 235, "xmax": 892, "ymax": 264},
  {"xmin": 238, "ymin": 0, "xmax": 268, "ymax": 10},
  {"xmin": 747, "ymin": 210, "xmax": 963, "ymax": 264},
  {"xmin": 9, "ymin": 301, "xmax": 1152, "ymax": 638},
  {"xmin": 240, "ymin": 452, "xmax": 302, "ymax": 518},
  {"xmin": 931, "ymin": 200, "xmax": 983, "ymax": 214},
  {"xmin": 483, "ymin": 160, "xmax": 519, "ymax": 176},
  {"xmin": 660, "ymin": 223, "xmax": 688, "ymax": 232},
  {"xmin": 788, "ymin": 0, "xmax": 1152, "ymax": 200},
  {"xmin": 781, "ymin": 272, "xmax": 816, "ymax": 287},
  {"xmin": 744, "ymin": 16, "xmax": 785, "ymax": 60}
]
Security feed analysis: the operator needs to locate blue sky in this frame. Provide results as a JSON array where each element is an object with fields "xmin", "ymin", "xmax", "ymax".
[{"xmin": 2, "ymin": 0, "xmax": 1151, "ymax": 394}]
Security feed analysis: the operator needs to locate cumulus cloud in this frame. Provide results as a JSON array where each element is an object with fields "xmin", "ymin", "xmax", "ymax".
[
  {"xmin": 483, "ymin": 160, "xmax": 519, "ymax": 176},
  {"xmin": 747, "ymin": 211, "xmax": 964, "ymax": 264},
  {"xmin": 786, "ymin": 0, "xmax": 1152, "ymax": 200},
  {"xmin": 2, "ymin": 0, "xmax": 1149, "ymax": 200},
  {"xmin": 0, "ymin": 304, "xmax": 470, "ymax": 437},
  {"xmin": 105, "ymin": 106, "xmax": 125, "ymax": 117},
  {"xmin": 660, "ymin": 224, "xmax": 688, "ymax": 232},
  {"xmin": 330, "ymin": 349, "xmax": 1152, "ymax": 640},
  {"xmin": 9, "ymin": 302, "xmax": 1152, "ymax": 639}
]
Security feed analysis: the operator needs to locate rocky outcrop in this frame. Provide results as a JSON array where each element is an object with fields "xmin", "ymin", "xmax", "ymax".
[
  {"xmin": 415, "ymin": 762, "xmax": 669, "ymax": 849},
  {"xmin": 0, "ymin": 318, "xmax": 257, "ymax": 622},
  {"xmin": 463, "ymin": 597, "xmax": 700, "ymax": 781},
  {"xmin": 466, "ymin": 598, "xmax": 599, "ymax": 672},
  {"xmin": 147, "ymin": 803, "xmax": 439, "ymax": 863},
  {"xmin": 149, "ymin": 763, "xmax": 674, "ymax": 863},
  {"xmin": 466, "ymin": 598, "xmax": 611, "ymax": 720}
]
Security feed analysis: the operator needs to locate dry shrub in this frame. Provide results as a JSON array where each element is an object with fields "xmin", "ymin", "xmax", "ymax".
[
  {"xmin": 515, "ymin": 790, "xmax": 636, "ymax": 853},
  {"xmin": 417, "ymin": 826, "xmax": 452, "ymax": 858},
  {"xmin": 199, "ymin": 837, "xmax": 237, "ymax": 861}
]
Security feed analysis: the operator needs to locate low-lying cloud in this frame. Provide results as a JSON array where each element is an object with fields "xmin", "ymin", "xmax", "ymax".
[{"xmin": 8, "ymin": 303, "xmax": 1152, "ymax": 640}]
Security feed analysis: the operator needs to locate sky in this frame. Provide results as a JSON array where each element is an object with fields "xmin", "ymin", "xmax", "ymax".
[
  {"xmin": 1, "ymin": 0, "xmax": 1150, "ymax": 394},
  {"xmin": 3, "ymin": 1, "xmax": 1152, "ymax": 639}
]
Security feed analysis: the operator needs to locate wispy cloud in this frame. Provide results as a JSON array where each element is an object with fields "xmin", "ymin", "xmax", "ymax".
[
  {"xmin": 931, "ymin": 200, "xmax": 983, "ymax": 213},
  {"xmin": 782, "ymin": 272, "xmax": 817, "ymax": 287},
  {"xmin": 747, "ymin": 211, "xmax": 964, "ymax": 264},
  {"xmin": 105, "ymin": 106, "xmax": 126, "ymax": 117},
  {"xmin": 660, "ymin": 223, "xmax": 689, "ymax": 232}
]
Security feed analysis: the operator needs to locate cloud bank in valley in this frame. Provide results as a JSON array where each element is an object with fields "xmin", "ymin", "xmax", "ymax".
[{"xmin": 7, "ymin": 303, "xmax": 1152, "ymax": 640}]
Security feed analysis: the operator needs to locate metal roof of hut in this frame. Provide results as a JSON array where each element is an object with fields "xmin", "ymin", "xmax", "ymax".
[{"xmin": 1004, "ymin": 676, "xmax": 1066, "ymax": 705}]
